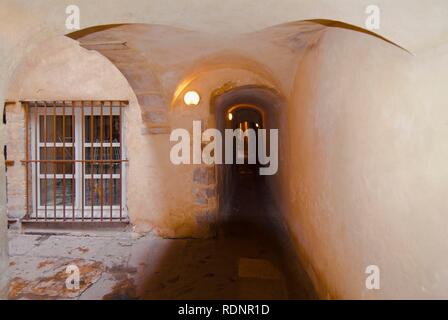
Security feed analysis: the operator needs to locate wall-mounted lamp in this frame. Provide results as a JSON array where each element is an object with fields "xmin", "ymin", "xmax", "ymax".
[
  {"xmin": 228, "ymin": 112, "xmax": 233, "ymax": 121},
  {"xmin": 255, "ymin": 123, "xmax": 259, "ymax": 128},
  {"xmin": 183, "ymin": 90, "xmax": 201, "ymax": 106}
]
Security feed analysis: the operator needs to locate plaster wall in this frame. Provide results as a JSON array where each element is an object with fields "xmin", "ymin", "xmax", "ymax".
[
  {"xmin": 278, "ymin": 27, "xmax": 448, "ymax": 299},
  {"xmin": 5, "ymin": 36, "xmax": 218, "ymax": 238}
]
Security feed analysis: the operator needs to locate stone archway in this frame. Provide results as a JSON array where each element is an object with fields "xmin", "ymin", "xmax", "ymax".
[
  {"xmin": 71, "ymin": 28, "xmax": 171, "ymax": 135},
  {"xmin": 212, "ymin": 85, "xmax": 285, "ymax": 225}
]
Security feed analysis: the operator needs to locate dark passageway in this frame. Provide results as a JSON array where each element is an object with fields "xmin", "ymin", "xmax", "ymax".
[
  {"xmin": 137, "ymin": 168, "xmax": 316, "ymax": 299},
  {"xmin": 136, "ymin": 96, "xmax": 316, "ymax": 300},
  {"xmin": 138, "ymin": 95, "xmax": 316, "ymax": 299},
  {"xmin": 139, "ymin": 87, "xmax": 315, "ymax": 299}
]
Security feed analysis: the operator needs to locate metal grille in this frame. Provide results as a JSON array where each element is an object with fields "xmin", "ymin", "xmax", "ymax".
[{"xmin": 22, "ymin": 101, "xmax": 128, "ymax": 222}]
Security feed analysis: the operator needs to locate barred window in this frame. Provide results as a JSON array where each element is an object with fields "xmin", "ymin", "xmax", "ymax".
[{"xmin": 23, "ymin": 101, "xmax": 128, "ymax": 222}]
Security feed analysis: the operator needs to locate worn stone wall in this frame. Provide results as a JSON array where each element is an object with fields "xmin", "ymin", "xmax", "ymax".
[
  {"xmin": 0, "ymin": 106, "xmax": 7, "ymax": 298},
  {"xmin": 4, "ymin": 102, "xmax": 26, "ymax": 221}
]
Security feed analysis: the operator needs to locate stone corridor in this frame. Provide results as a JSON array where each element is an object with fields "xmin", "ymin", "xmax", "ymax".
[{"xmin": 3, "ymin": 0, "xmax": 448, "ymax": 300}]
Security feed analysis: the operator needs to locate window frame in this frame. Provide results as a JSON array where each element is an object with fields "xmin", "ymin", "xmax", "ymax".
[{"xmin": 29, "ymin": 103, "xmax": 127, "ymax": 220}]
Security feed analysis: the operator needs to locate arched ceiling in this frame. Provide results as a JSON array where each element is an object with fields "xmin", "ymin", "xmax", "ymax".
[
  {"xmin": 65, "ymin": 21, "xmax": 408, "ymax": 133},
  {"xmin": 2, "ymin": 0, "xmax": 446, "ymax": 55},
  {"xmin": 2, "ymin": 0, "xmax": 445, "ymax": 112}
]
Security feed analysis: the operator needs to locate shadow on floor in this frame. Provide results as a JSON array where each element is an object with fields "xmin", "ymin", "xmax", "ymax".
[
  {"xmin": 105, "ymin": 165, "xmax": 317, "ymax": 300},
  {"xmin": 8, "ymin": 165, "xmax": 317, "ymax": 300}
]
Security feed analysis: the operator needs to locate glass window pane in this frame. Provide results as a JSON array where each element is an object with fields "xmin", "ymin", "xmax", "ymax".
[
  {"xmin": 85, "ymin": 115, "xmax": 120, "ymax": 143},
  {"xmin": 39, "ymin": 147, "xmax": 74, "ymax": 174},
  {"xmin": 39, "ymin": 115, "xmax": 73, "ymax": 143},
  {"xmin": 39, "ymin": 179, "xmax": 74, "ymax": 206},
  {"xmin": 85, "ymin": 179, "xmax": 120, "ymax": 206},
  {"xmin": 85, "ymin": 147, "xmax": 120, "ymax": 174}
]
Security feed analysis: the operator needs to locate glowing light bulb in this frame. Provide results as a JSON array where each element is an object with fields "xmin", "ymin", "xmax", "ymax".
[
  {"xmin": 183, "ymin": 91, "xmax": 200, "ymax": 106},
  {"xmin": 228, "ymin": 112, "xmax": 233, "ymax": 121}
]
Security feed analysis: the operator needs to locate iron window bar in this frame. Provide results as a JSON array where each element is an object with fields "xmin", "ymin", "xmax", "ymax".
[{"xmin": 21, "ymin": 100, "xmax": 128, "ymax": 222}]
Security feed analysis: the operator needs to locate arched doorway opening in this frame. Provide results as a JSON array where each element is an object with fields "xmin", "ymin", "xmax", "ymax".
[
  {"xmin": 225, "ymin": 104, "xmax": 264, "ymax": 176},
  {"xmin": 213, "ymin": 85, "xmax": 282, "ymax": 232},
  {"xmin": 209, "ymin": 85, "xmax": 316, "ymax": 298}
]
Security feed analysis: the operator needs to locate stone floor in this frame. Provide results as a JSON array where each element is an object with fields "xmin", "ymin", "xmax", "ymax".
[
  {"xmin": 7, "ymin": 225, "xmax": 313, "ymax": 300},
  {"xmin": 7, "ymin": 168, "xmax": 316, "ymax": 300}
]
